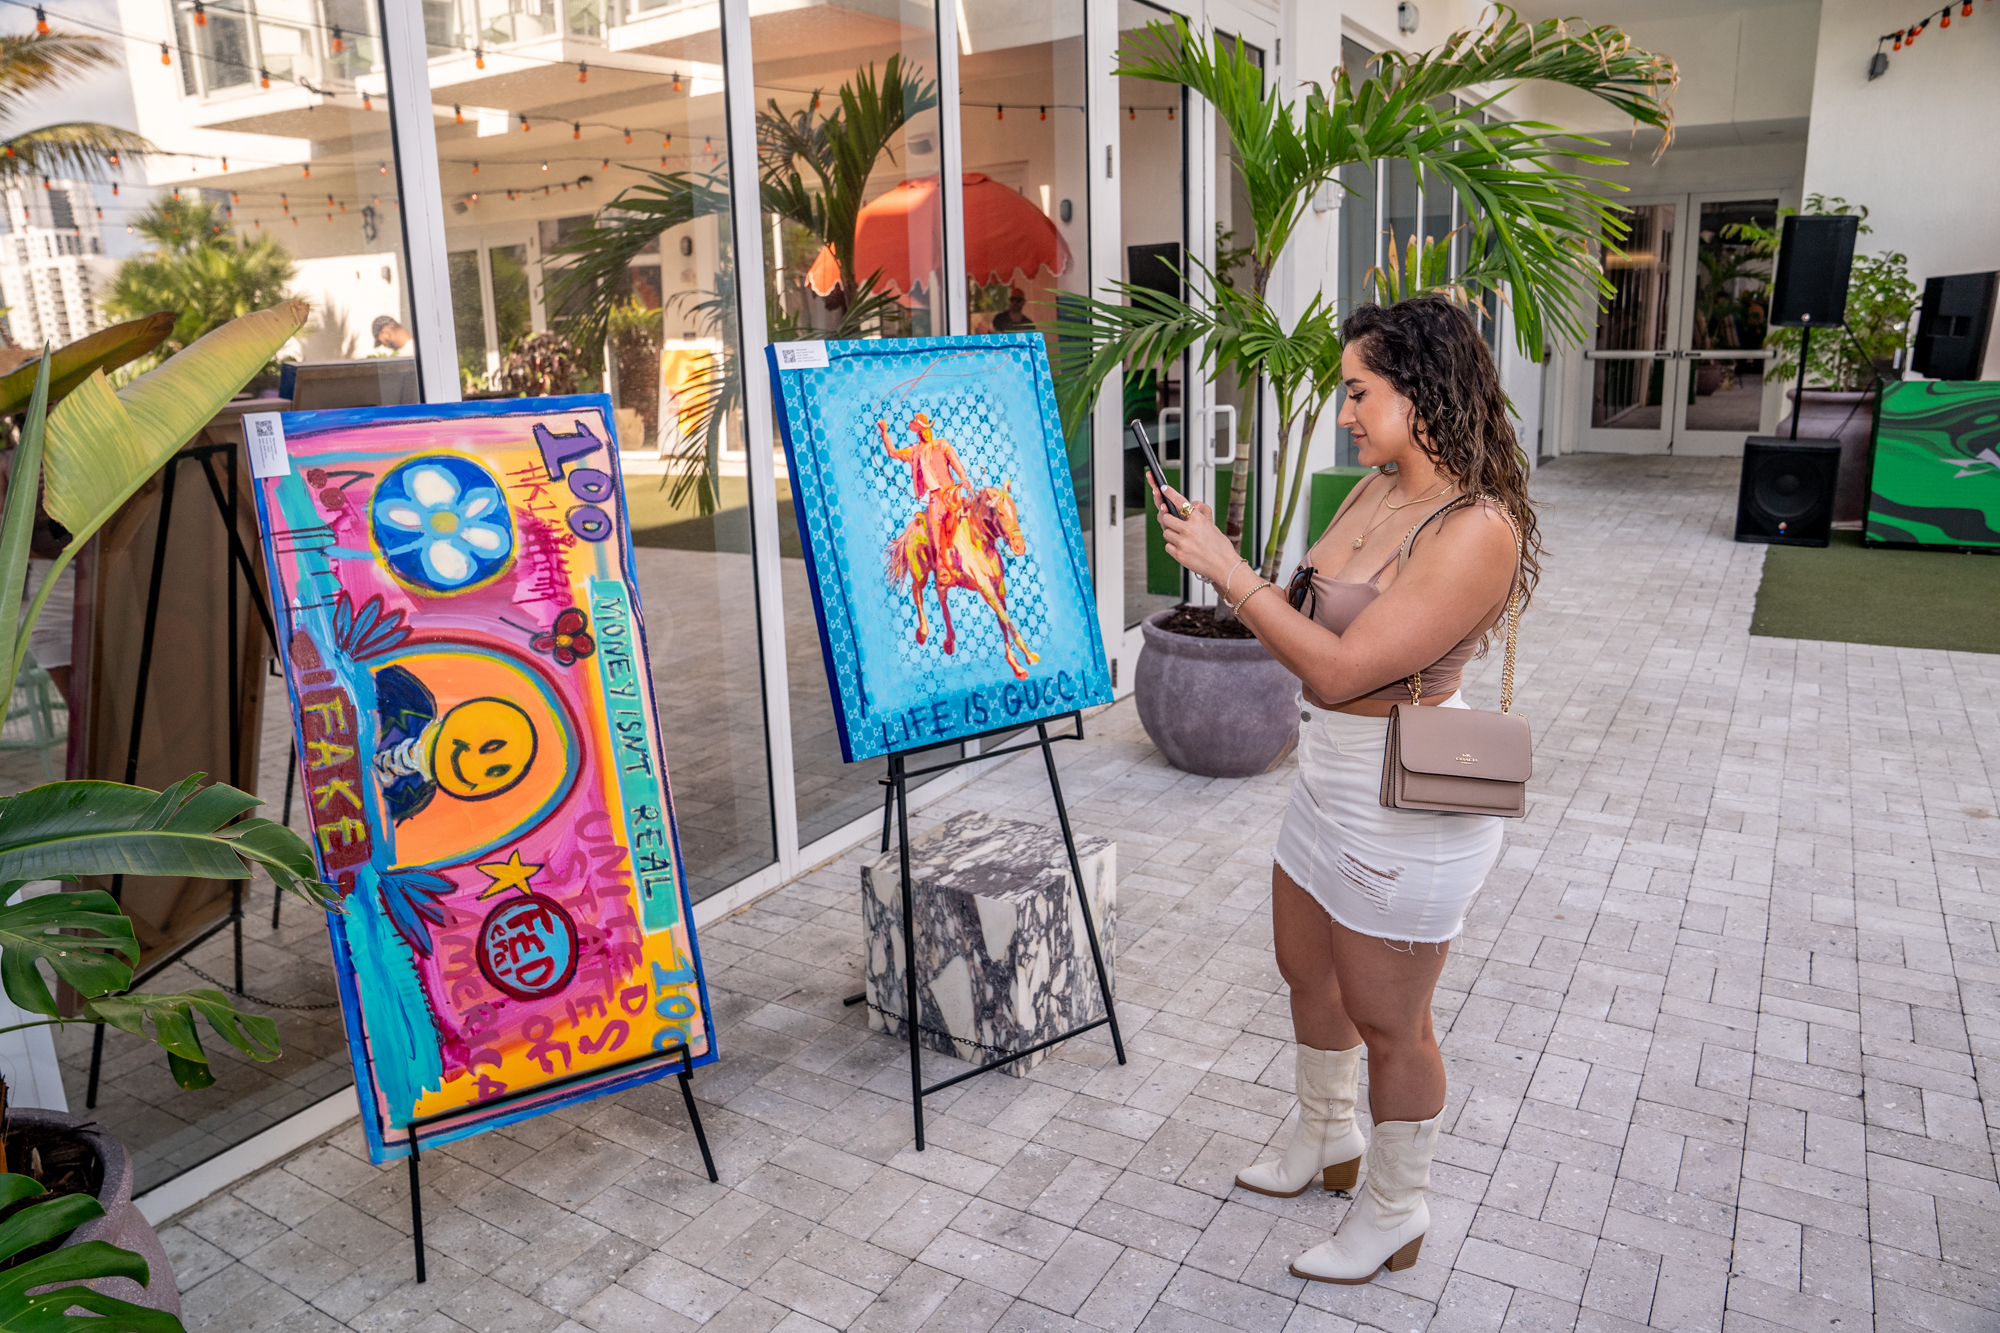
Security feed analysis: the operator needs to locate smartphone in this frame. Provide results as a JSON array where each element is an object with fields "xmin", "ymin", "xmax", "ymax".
[{"xmin": 1131, "ymin": 421, "xmax": 1177, "ymax": 506}]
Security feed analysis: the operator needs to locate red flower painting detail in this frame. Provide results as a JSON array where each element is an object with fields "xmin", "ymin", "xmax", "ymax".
[{"xmin": 533, "ymin": 607, "xmax": 595, "ymax": 666}]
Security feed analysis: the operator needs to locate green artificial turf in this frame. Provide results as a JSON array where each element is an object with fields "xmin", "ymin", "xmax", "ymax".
[{"xmin": 1750, "ymin": 530, "xmax": 2000, "ymax": 653}]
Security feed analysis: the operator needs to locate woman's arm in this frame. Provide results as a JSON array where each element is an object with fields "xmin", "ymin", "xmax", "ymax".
[{"xmin": 1154, "ymin": 483, "xmax": 1516, "ymax": 704}]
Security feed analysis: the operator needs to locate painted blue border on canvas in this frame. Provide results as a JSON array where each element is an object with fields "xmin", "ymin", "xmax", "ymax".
[{"xmin": 766, "ymin": 334, "xmax": 1111, "ymax": 762}]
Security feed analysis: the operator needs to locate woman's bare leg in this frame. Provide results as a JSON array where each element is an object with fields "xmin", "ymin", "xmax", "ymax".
[
  {"xmin": 1272, "ymin": 863, "xmax": 1450, "ymax": 1121},
  {"xmin": 1328, "ymin": 918, "xmax": 1450, "ymax": 1122},
  {"xmin": 1272, "ymin": 865, "xmax": 1360, "ymax": 1051}
]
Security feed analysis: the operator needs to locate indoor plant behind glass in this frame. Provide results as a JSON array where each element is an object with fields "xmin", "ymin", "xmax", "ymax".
[
  {"xmin": 1732, "ymin": 195, "xmax": 1918, "ymax": 524},
  {"xmin": 0, "ymin": 301, "xmax": 333, "ymax": 1322},
  {"xmin": 1057, "ymin": 7, "xmax": 1678, "ymax": 776}
]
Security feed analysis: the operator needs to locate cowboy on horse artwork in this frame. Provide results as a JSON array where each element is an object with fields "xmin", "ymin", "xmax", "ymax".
[{"xmin": 880, "ymin": 412, "xmax": 1041, "ymax": 680}]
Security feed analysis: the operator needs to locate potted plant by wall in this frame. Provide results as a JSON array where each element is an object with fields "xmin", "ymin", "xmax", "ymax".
[
  {"xmin": 1057, "ymin": 7, "xmax": 1678, "ymax": 776},
  {"xmin": 1734, "ymin": 196, "xmax": 1918, "ymax": 525},
  {"xmin": 0, "ymin": 302, "xmax": 333, "ymax": 1321}
]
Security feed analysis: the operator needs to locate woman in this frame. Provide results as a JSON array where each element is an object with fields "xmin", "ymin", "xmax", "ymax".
[{"xmin": 1151, "ymin": 297, "xmax": 1540, "ymax": 1285}]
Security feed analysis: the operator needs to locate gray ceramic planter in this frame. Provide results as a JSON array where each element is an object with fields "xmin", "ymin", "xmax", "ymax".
[
  {"xmin": 1783, "ymin": 388, "xmax": 1876, "ymax": 525},
  {"xmin": 1135, "ymin": 609, "xmax": 1300, "ymax": 778},
  {"xmin": 9, "ymin": 1109, "xmax": 178, "ymax": 1315}
]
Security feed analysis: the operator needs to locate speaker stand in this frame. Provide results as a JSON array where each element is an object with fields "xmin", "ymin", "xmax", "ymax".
[{"xmin": 1789, "ymin": 323, "xmax": 1812, "ymax": 439}]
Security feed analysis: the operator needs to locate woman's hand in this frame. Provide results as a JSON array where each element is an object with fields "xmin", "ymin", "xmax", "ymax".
[{"xmin": 1149, "ymin": 476, "xmax": 1248, "ymax": 589}]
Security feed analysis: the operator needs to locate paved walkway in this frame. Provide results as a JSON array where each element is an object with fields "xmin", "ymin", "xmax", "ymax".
[{"xmin": 169, "ymin": 456, "xmax": 2000, "ymax": 1333}]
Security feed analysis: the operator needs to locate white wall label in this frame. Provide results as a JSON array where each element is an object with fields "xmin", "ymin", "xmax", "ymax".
[
  {"xmin": 772, "ymin": 341, "xmax": 830, "ymax": 370},
  {"xmin": 244, "ymin": 413, "xmax": 290, "ymax": 478}
]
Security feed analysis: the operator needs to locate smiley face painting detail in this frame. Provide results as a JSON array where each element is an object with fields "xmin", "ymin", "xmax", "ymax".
[
  {"xmin": 767, "ymin": 335, "xmax": 1112, "ymax": 761},
  {"xmin": 251, "ymin": 397, "xmax": 712, "ymax": 1164}
]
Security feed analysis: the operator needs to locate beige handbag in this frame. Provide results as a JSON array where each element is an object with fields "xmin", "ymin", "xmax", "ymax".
[{"xmin": 1379, "ymin": 497, "xmax": 1532, "ymax": 818}]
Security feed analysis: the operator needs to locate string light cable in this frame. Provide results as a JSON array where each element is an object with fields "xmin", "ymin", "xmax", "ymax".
[{"xmin": 1875, "ymin": 0, "xmax": 1987, "ymax": 76}]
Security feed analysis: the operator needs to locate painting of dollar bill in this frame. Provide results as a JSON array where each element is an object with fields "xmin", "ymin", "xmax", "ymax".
[
  {"xmin": 767, "ymin": 334, "xmax": 1112, "ymax": 762},
  {"xmin": 249, "ymin": 397, "xmax": 714, "ymax": 1164}
]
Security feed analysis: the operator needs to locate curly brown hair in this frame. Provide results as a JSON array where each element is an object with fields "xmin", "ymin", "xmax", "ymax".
[{"xmin": 1340, "ymin": 297, "xmax": 1543, "ymax": 605}]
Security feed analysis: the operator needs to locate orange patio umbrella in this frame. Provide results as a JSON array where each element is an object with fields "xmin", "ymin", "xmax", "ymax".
[{"xmin": 806, "ymin": 172, "xmax": 1071, "ymax": 297}]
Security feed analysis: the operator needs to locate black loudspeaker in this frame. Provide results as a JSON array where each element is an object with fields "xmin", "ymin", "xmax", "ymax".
[
  {"xmin": 1770, "ymin": 214, "xmax": 1861, "ymax": 327},
  {"xmin": 1127, "ymin": 242, "xmax": 1183, "ymax": 304},
  {"xmin": 1912, "ymin": 272, "xmax": 1998, "ymax": 380},
  {"xmin": 1736, "ymin": 438, "xmax": 1842, "ymax": 546}
]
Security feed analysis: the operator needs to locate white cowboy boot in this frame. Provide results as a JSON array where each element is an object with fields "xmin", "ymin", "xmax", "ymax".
[
  {"xmin": 1290, "ymin": 1113, "xmax": 1441, "ymax": 1284},
  {"xmin": 1236, "ymin": 1043, "xmax": 1367, "ymax": 1197}
]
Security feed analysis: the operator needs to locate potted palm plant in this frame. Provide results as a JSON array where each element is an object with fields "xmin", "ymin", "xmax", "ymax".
[
  {"xmin": 1057, "ymin": 7, "xmax": 1678, "ymax": 776},
  {"xmin": 0, "ymin": 301, "xmax": 332, "ymax": 1322}
]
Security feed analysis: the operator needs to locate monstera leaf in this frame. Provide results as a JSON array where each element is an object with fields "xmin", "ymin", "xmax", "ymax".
[
  {"xmin": 0, "ymin": 1174, "xmax": 181, "ymax": 1331},
  {"xmin": 83, "ymin": 990, "xmax": 280, "ymax": 1091}
]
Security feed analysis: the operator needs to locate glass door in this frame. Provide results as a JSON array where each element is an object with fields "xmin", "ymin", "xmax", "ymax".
[
  {"xmin": 1676, "ymin": 194, "xmax": 1781, "ymax": 455},
  {"xmin": 1579, "ymin": 194, "xmax": 1781, "ymax": 454},
  {"xmin": 1580, "ymin": 199, "xmax": 1681, "ymax": 454}
]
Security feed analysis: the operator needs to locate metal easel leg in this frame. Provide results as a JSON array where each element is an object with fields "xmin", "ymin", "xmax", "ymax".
[
  {"xmin": 1037, "ymin": 721, "xmax": 1125, "ymax": 1065},
  {"xmin": 673, "ymin": 1043, "xmax": 718, "ymax": 1182},
  {"xmin": 88, "ymin": 459, "xmax": 179, "ymax": 1112},
  {"xmin": 407, "ymin": 1130, "xmax": 426, "ymax": 1283},
  {"xmin": 892, "ymin": 754, "xmax": 925, "ymax": 1149},
  {"xmin": 275, "ymin": 740, "xmax": 296, "ymax": 930}
]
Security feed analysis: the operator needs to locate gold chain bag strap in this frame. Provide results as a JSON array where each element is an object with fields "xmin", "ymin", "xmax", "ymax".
[{"xmin": 1378, "ymin": 495, "xmax": 1532, "ymax": 817}]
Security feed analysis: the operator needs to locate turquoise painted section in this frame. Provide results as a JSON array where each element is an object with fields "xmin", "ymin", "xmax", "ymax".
[{"xmin": 589, "ymin": 576, "xmax": 679, "ymax": 932}]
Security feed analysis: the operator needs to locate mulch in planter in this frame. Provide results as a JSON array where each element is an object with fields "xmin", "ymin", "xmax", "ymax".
[
  {"xmin": 1158, "ymin": 604, "xmax": 1259, "ymax": 641},
  {"xmin": 0, "ymin": 1121, "xmax": 104, "ymax": 1273}
]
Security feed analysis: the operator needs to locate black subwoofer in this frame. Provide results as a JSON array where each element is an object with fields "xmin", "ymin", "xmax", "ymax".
[{"xmin": 1736, "ymin": 438, "xmax": 1841, "ymax": 547}]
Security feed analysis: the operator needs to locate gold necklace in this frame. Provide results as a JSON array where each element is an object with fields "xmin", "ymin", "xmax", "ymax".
[{"xmin": 1351, "ymin": 481, "xmax": 1449, "ymax": 548}]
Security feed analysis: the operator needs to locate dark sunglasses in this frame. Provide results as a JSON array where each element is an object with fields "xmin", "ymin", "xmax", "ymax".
[{"xmin": 1286, "ymin": 563, "xmax": 1315, "ymax": 617}]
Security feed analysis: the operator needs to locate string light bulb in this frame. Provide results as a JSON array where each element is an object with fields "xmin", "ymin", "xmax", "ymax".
[
  {"xmin": 1128, "ymin": 106, "xmax": 1135, "ymax": 119},
  {"xmin": 672, "ymin": 72, "xmax": 683, "ymax": 91},
  {"xmin": 1040, "ymin": 106, "xmax": 1047, "ymax": 120},
  {"xmin": 260, "ymin": 68, "xmax": 270, "ymax": 89},
  {"xmin": 540, "ymin": 160, "xmax": 548, "ymax": 172},
  {"xmin": 578, "ymin": 61, "xmax": 588, "ymax": 83},
  {"xmin": 601, "ymin": 157, "xmax": 610, "ymax": 169},
  {"xmin": 379, "ymin": 160, "xmax": 388, "ymax": 174},
  {"xmin": 193, "ymin": 1, "xmax": 206, "ymax": 26},
  {"xmin": 1941, "ymin": 7, "xmax": 1951, "ymax": 24},
  {"xmin": 109, "ymin": 153, "xmax": 119, "ymax": 167},
  {"xmin": 34, "ymin": 6, "xmax": 47, "ymax": 34},
  {"xmin": 330, "ymin": 26, "xmax": 344, "ymax": 52},
  {"xmin": 624, "ymin": 128, "xmax": 632, "ymax": 144},
  {"xmin": 1168, "ymin": 106, "xmax": 1175, "ymax": 120},
  {"xmin": 573, "ymin": 122, "xmax": 581, "ymax": 139},
  {"xmin": 221, "ymin": 156, "xmax": 229, "ymax": 170},
  {"xmin": 302, "ymin": 164, "xmax": 311, "ymax": 177},
  {"xmin": 472, "ymin": 161, "xmax": 479, "ymax": 174},
  {"xmin": 361, "ymin": 91, "xmax": 372, "ymax": 110},
  {"xmin": 520, "ymin": 112, "xmax": 531, "ymax": 132},
  {"xmin": 160, "ymin": 43, "xmax": 171, "ymax": 65},
  {"xmin": 111, "ymin": 182, "xmax": 119, "ymax": 195},
  {"xmin": 455, "ymin": 104, "xmax": 464, "ymax": 123},
  {"xmin": 474, "ymin": 47, "xmax": 485, "ymax": 69}
]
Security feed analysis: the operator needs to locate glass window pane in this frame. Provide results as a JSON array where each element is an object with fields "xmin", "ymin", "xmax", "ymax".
[
  {"xmin": 71, "ymin": 0, "xmax": 419, "ymax": 1194},
  {"xmin": 1121, "ymin": 0, "xmax": 1186, "ymax": 630},
  {"xmin": 1591, "ymin": 202, "xmax": 1676, "ymax": 430},
  {"xmin": 753, "ymin": 0, "xmax": 954, "ymax": 848},
  {"xmin": 960, "ymin": 1, "xmax": 1090, "ymax": 579},
  {"xmin": 1335, "ymin": 38, "xmax": 1377, "ymax": 466},
  {"xmin": 426, "ymin": 0, "xmax": 777, "ymax": 895}
]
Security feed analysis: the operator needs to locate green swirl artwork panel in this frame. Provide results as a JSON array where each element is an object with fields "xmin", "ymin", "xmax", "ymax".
[{"xmin": 1866, "ymin": 380, "xmax": 2000, "ymax": 549}]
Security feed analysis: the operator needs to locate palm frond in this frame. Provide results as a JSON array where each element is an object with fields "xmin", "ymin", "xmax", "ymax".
[
  {"xmin": 0, "ymin": 121, "xmax": 155, "ymax": 182},
  {"xmin": 1368, "ymin": 4, "xmax": 1678, "ymax": 145},
  {"xmin": 0, "ymin": 31, "xmax": 121, "ymax": 123},
  {"xmin": 545, "ymin": 167, "xmax": 733, "ymax": 350}
]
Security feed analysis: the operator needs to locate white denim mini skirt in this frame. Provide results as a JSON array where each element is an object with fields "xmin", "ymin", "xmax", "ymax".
[{"xmin": 1273, "ymin": 692, "xmax": 1506, "ymax": 944}]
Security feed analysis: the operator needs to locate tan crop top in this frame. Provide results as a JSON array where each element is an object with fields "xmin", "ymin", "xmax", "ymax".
[{"xmin": 1291, "ymin": 481, "xmax": 1515, "ymax": 704}]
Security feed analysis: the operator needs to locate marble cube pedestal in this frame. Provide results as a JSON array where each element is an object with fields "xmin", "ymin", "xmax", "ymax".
[{"xmin": 861, "ymin": 812, "xmax": 1115, "ymax": 1077}]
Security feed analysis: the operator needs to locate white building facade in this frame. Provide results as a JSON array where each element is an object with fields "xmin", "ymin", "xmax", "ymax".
[{"xmin": 0, "ymin": 178, "xmax": 111, "ymax": 349}]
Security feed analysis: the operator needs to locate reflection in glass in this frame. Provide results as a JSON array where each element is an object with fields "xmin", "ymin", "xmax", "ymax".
[
  {"xmin": 76, "ymin": 0, "xmax": 422, "ymax": 1191},
  {"xmin": 1591, "ymin": 203, "xmax": 1676, "ymax": 430},
  {"xmin": 1685, "ymin": 199, "xmax": 1777, "ymax": 435},
  {"xmin": 1335, "ymin": 38, "xmax": 1378, "ymax": 467},
  {"xmin": 1121, "ymin": 0, "xmax": 1186, "ymax": 630},
  {"xmin": 959, "ymin": 1, "xmax": 1090, "ymax": 575},
  {"xmin": 427, "ymin": 0, "xmax": 775, "ymax": 897},
  {"xmin": 752, "ymin": 0, "xmax": 952, "ymax": 847}
]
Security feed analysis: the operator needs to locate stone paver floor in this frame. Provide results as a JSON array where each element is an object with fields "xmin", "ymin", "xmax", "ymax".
[{"xmin": 168, "ymin": 456, "xmax": 2000, "ymax": 1333}]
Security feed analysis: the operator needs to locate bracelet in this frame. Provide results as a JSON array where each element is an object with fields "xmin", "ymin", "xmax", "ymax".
[
  {"xmin": 1233, "ymin": 580, "xmax": 1277, "ymax": 614},
  {"xmin": 1220, "ymin": 558, "xmax": 1250, "ymax": 605}
]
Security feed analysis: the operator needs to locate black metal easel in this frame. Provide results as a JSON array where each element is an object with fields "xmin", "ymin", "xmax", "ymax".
[
  {"xmin": 87, "ymin": 441, "xmax": 278, "ymax": 1108},
  {"xmin": 843, "ymin": 713, "xmax": 1125, "ymax": 1149},
  {"xmin": 398, "ymin": 1039, "xmax": 716, "ymax": 1281}
]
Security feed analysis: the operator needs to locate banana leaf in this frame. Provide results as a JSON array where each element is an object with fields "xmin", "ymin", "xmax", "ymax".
[
  {"xmin": 0, "ymin": 311, "xmax": 174, "ymax": 421},
  {"xmin": 11, "ymin": 297, "xmax": 309, "ymax": 684},
  {"xmin": 0, "ymin": 351, "xmax": 49, "ymax": 709}
]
